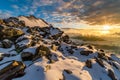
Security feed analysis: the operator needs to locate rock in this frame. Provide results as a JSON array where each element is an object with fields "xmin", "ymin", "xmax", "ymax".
[
  {"xmin": 95, "ymin": 57, "xmax": 105, "ymax": 67},
  {"xmin": 86, "ymin": 60, "xmax": 92, "ymax": 68},
  {"xmin": 2, "ymin": 39, "xmax": 13, "ymax": 48},
  {"xmin": 64, "ymin": 69, "xmax": 72, "ymax": 74},
  {"xmin": 51, "ymin": 44, "xmax": 58, "ymax": 51},
  {"xmin": 0, "ymin": 42, "xmax": 3, "ymax": 48},
  {"xmin": 61, "ymin": 35, "xmax": 70, "ymax": 43},
  {"xmin": 80, "ymin": 50, "xmax": 93, "ymax": 56},
  {"xmin": 35, "ymin": 45, "xmax": 51, "ymax": 59},
  {"xmin": 87, "ymin": 45, "xmax": 95, "ymax": 50},
  {"xmin": 21, "ymin": 52, "xmax": 34, "ymax": 61},
  {"xmin": 108, "ymin": 69, "xmax": 117, "ymax": 80},
  {"xmin": 44, "ymin": 65, "xmax": 51, "ymax": 72},
  {"xmin": 97, "ymin": 52, "xmax": 108, "ymax": 60},
  {"xmin": 0, "ymin": 60, "xmax": 26, "ymax": 80},
  {"xmin": 0, "ymin": 28, "xmax": 24, "ymax": 40}
]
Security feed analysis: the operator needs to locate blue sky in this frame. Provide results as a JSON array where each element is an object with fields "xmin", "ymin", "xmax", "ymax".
[{"xmin": 0, "ymin": 0, "xmax": 120, "ymax": 29}]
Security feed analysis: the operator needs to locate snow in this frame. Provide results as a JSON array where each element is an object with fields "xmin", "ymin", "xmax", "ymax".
[{"xmin": 18, "ymin": 16, "xmax": 49, "ymax": 27}]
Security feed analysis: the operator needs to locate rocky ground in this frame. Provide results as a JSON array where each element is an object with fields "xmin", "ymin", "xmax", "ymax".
[{"xmin": 0, "ymin": 15, "xmax": 120, "ymax": 80}]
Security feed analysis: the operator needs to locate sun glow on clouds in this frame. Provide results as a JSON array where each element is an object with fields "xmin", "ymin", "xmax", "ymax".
[{"xmin": 100, "ymin": 25, "xmax": 112, "ymax": 34}]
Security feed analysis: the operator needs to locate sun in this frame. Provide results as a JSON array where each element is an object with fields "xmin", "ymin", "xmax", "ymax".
[
  {"xmin": 103, "ymin": 25, "xmax": 111, "ymax": 31},
  {"xmin": 100, "ymin": 25, "xmax": 111, "ymax": 34}
]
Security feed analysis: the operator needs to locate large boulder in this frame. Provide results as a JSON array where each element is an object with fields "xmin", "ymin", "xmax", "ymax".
[{"xmin": 0, "ymin": 60, "xmax": 26, "ymax": 80}]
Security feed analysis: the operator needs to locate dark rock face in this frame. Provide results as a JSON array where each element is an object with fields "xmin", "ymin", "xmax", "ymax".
[{"xmin": 80, "ymin": 50, "xmax": 93, "ymax": 56}]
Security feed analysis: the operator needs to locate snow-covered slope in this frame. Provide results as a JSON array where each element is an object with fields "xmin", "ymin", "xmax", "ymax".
[
  {"xmin": 0, "ymin": 16, "xmax": 120, "ymax": 80},
  {"xmin": 18, "ymin": 15, "xmax": 49, "ymax": 27}
]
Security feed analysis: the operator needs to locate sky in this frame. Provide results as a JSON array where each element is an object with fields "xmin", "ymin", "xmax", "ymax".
[{"xmin": 0, "ymin": 0, "xmax": 120, "ymax": 29}]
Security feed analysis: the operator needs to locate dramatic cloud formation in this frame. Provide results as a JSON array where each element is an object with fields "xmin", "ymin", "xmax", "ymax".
[{"xmin": 0, "ymin": 0, "xmax": 120, "ymax": 28}]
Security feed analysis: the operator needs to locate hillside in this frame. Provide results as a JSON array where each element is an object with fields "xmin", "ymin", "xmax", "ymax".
[{"xmin": 0, "ymin": 16, "xmax": 120, "ymax": 80}]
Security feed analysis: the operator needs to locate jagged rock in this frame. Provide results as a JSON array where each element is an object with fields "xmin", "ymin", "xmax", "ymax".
[
  {"xmin": 2, "ymin": 39, "xmax": 13, "ymax": 48},
  {"xmin": 108, "ymin": 69, "xmax": 117, "ymax": 80},
  {"xmin": 80, "ymin": 50, "xmax": 93, "ymax": 56},
  {"xmin": 21, "ymin": 52, "xmax": 34, "ymax": 61},
  {"xmin": 64, "ymin": 69, "xmax": 72, "ymax": 74},
  {"xmin": 86, "ymin": 60, "xmax": 92, "ymax": 68},
  {"xmin": 0, "ymin": 60, "xmax": 26, "ymax": 80},
  {"xmin": 35, "ymin": 45, "xmax": 51, "ymax": 59},
  {"xmin": 3, "ymin": 17, "xmax": 25, "ymax": 27}
]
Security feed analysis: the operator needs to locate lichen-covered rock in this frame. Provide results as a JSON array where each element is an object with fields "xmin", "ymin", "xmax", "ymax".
[
  {"xmin": 2, "ymin": 39, "xmax": 13, "ymax": 48},
  {"xmin": 0, "ymin": 28, "xmax": 24, "ymax": 40},
  {"xmin": 35, "ymin": 45, "xmax": 51, "ymax": 59}
]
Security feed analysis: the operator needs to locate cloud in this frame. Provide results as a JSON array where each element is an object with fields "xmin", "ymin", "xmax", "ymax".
[
  {"xmin": 0, "ymin": 10, "xmax": 13, "ymax": 19},
  {"xmin": 11, "ymin": 5, "xmax": 19, "ymax": 9},
  {"xmin": 55, "ymin": 0, "xmax": 120, "ymax": 25}
]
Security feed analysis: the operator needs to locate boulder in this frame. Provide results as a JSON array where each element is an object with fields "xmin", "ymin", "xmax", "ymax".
[
  {"xmin": 0, "ymin": 60, "xmax": 26, "ymax": 80},
  {"xmin": 35, "ymin": 45, "xmax": 51, "ymax": 59},
  {"xmin": 2, "ymin": 39, "xmax": 13, "ymax": 48},
  {"xmin": 21, "ymin": 52, "xmax": 34, "ymax": 61}
]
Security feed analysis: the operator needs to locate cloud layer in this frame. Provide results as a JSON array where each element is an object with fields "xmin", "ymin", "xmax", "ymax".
[{"xmin": 0, "ymin": 0, "xmax": 120, "ymax": 26}]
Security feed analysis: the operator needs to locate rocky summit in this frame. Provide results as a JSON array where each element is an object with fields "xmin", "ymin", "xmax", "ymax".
[{"xmin": 0, "ymin": 15, "xmax": 120, "ymax": 80}]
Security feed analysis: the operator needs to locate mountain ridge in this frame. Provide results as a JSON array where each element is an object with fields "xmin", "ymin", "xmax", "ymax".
[{"xmin": 0, "ymin": 15, "xmax": 120, "ymax": 80}]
